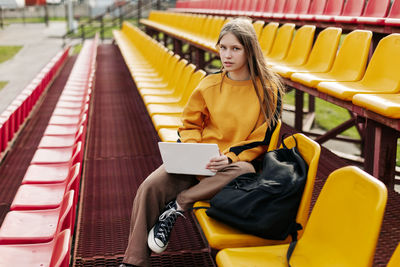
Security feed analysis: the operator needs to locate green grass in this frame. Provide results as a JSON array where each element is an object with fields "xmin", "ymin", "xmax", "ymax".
[
  {"xmin": 0, "ymin": 46, "xmax": 23, "ymax": 64},
  {"xmin": 284, "ymin": 90, "xmax": 359, "ymax": 139},
  {"xmin": 0, "ymin": 81, "xmax": 7, "ymax": 90},
  {"xmin": 66, "ymin": 18, "xmax": 139, "ymax": 39},
  {"xmin": 72, "ymin": 44, "xmax": 82, "ymax": 55},
  {"xmin": 284, "ymin": 90, "xmax": 400, "ymax": 166},
  {"xmin": 398, "ymin": 140, "xmax": 400, "ymax": 166}
]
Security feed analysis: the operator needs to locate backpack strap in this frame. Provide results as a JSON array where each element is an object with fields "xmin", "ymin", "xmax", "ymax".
[{"xmin": 286, "ymin": 223, "xmax": 302, "ymax": 267}]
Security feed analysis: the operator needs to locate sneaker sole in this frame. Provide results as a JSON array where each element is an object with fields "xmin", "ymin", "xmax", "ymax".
[{"xmin": 147, "ymin": 227, "xmax": 168, "ymax": 254}]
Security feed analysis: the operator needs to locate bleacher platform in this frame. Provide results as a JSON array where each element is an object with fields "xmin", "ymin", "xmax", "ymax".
[{"xmin": 0, "ymin": 0, "xmax": 399, "ymax": 266}]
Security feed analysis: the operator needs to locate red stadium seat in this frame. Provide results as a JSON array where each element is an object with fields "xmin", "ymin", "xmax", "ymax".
[
  {"xmin": 31, "ymin": 141, "xmax": 82, "ymax": 165},
  {"xmin": 299, "ymin": 0, "xmax": 327, "ymax": 21},
  {"xmin": 314, "ymin": 0, "xmax": 345, "ymax": 22},
  {"xmin": 10, "ymin": 163, "xmax": 80, "ymax": 211},
  {"xmin": 0, "ymin": 191, "xmax": 74, "ymax": 245},
  {"xmin": 334, "ymin": 0, "xmax": 365, "ymax": 23},
  {"xmin": 385, "ymin": 0, "xmax": 400, "ymax": 26},
  {"xmin": 285, "ymin": 0, "xmax": 312, "ymax": 20},
  {"xmin": 356, "ymin": 0, "xmax": 390, "ymax": 25},
  {"xmin": 22, "ymin": 162, "xmax": 80, "ymax": 185},
  {"xmin": 0, "ymin": 229, "xmax": 71, "ymax": 267}
]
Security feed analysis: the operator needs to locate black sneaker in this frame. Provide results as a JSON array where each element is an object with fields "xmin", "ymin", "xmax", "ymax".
[{"xmin": 147, "ymin": 201, "xmax": 184, "ymax": 253}]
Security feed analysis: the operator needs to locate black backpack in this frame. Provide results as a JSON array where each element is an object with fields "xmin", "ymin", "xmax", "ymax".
[{"xmin": 205, "ymin": 135, "xmax": 308, "ymax": 240}]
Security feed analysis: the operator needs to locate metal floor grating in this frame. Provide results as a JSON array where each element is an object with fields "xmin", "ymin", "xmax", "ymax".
[
  {"xmin": 73, "ymin": 44, "xmax": 399, "ymax": 266},
  {"xmin": 0, "ymin": 56, "xmax": 76, "ymax": 225},
  {"xmin": 73, "ymin": 44, "xmax": 214, "ymax": 266}
]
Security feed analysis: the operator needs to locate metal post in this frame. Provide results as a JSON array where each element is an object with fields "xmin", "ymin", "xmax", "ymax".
[
  {"xmin": 67, "ymin": 0, "xmax": 74, "ymax": 32},
  {"xmin": 81, "ymin": 24, "xmax": 85, "ymax": 42},
  {"xmin": 44, "ymin": 4, "xmax": 49, "ymax": 27},
  {"xmin": 22, "ymin": 7, "xmax": 25, "ymax": 25},
  {"xmin": 138, "ymin": 0, "xmax": 141, "ymax": 21},
  {"xmin": 100, "ymin": 16, "xmax": 104, "ymax": 41},
  {"xmin": 0, "ymin": 7, "xmax": 3, "ymax": 29},
  {"xmin": 119, "ymin": 5, "xmax": 123, "ymax": 29}
]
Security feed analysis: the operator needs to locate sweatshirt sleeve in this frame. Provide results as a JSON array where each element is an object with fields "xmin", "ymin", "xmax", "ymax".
[{"xmin": 178, "ymin": 88, "xmax": 209, "ymax": 143}]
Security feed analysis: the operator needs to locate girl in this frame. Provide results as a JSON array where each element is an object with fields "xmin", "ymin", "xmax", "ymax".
[{"xmin": 120, "ymin": 17, "xmax": 285, "ymax": 267}]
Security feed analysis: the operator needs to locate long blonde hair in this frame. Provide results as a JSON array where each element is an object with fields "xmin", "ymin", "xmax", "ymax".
[{"xmin": 216, "ymin": 18, "xmax": 285, "ymax": 127}]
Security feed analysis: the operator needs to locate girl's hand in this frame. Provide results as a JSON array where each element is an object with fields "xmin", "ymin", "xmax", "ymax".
[{"xmin": 206, "ymin": 153, "xmax": 230, "ymax": 172}]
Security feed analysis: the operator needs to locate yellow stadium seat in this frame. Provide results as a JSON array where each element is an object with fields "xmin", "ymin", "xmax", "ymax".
[
  {"xmin": 152, "ymin": 114, "xmax": 182, "ymax": 131},
  {"xmin": 317, "ymin": 34, "xmax": 400, "ymax": 101},
  {"xmin": 216, "ymin": 166, "xmax": 387, "ymax": 267},
  {"xmin": 194, "ymin": 132, "xmax": 321, "ymax": 250},
  {"xmin": 137, "ymin": 55, "xmax": 180, "ymax": 94},
  {"xmin": 259, "ymin": 22, "xmax": 279, "ymax": 57},
  {"xmin": 290, "ymin": 30, "xmax": 372, "ymax": 88},
  {"xmin": 264, "ymin": 23, "xmax": 296, "ymax": 62},
  {"xmin": 158, "ymin": 127, "xmax": 179, "ymax": 142},
  {"xmin": 388, "ymin": 243, "xmax": 400, "ymax": 267},
  {"xmin": 352, "ymin": 94, "xmax": 400, "ymax": 119},
  {"xmin": 147, "ymin": 69, "xmax": 206, "ymax": 116},
  {"xmin": 267, "ymin": 25, "xmax": 316, "ymax": 67},
  {"xmin": 142, "ymin": 61, "xmax": 194, "ymax": 105},
  {"xmin": 252, "ymin": 20, "xmax": 265, "ymax": 39},
  {"xmin": 272, "ymin": 27, "xmax": 342, "ymax": 78}
]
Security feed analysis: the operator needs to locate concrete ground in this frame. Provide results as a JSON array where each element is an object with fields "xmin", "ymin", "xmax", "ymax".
[{"xmin": 0, "ymin": 21, "xmax": 67, "ymax": 113}]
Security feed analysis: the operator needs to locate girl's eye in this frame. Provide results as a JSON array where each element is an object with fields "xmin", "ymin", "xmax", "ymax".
[{"xmin": 233, "ymin": 47, "xmax": 240, "ymax": 51}]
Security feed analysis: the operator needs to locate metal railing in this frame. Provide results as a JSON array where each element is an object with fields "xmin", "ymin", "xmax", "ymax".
[{"xmin": 62, "ymin": 0, "xmax": 165, "ymax": 46}]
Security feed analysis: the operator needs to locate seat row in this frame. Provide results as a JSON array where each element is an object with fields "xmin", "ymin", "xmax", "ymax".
[
  {"xmin": 142, "ymin": 11, "xmax": 400, "ymax": 122},
  {"xmin": 174, "ymin": 0, "xmax": 400, "ymax": 28},
  {"xmin": 0, "ymin": 36, "xmax": 98, "ymax": 267},
  {"xmin": 113, "ymin": 21, "xmax": 397, "ymax": 266},
  {"xmin": 141, "ymin": 12, "xmax": 400, "ymax": 185},
  {"xmin": 0, "ymin": 48, "xmax": 69, "ymax": 157},
  {"xmin": 113, "ymin": 21, "xmax": 208, "ymax": 142}
]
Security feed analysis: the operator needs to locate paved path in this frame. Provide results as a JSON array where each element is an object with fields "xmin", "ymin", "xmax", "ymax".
[{"xmin": 0, "ymin": 21, "xmax": 66, "ymax": 113}]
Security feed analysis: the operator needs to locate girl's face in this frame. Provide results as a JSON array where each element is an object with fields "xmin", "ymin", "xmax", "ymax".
[{"xmin": 219, "ymin": 32, "xmax": 250, "ymax": 81}]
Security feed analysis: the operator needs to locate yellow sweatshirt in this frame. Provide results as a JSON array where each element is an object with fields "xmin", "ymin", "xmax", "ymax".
[{"xmin": 178, "ymin": 72, "xmax": 280, "ymax": 163}]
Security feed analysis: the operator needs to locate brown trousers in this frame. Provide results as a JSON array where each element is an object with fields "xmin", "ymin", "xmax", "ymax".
[{"xmin": 123, "ymin": 161, "xmax": 255, "ymax": 266}]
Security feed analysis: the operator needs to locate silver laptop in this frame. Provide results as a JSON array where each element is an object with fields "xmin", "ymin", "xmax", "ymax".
[{"xmin": 158, "ymin": 142, "xmax": 220, "ymax": 176}]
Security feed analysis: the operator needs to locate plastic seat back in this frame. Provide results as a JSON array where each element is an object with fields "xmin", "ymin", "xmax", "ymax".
[
  {"xmin": 387, "ymin": 0, "xmax": 400, "ymax": 19},
  {"xmin": 361, "ymin": 0, "xmax": 390, "ymax": 17},
  {"xmin": 306, "ymin": 0, "xmax": 327, "ymax": 15},
  {"xmin": 252, "ymin": 20, "xmax": 265, "ymax": 39},
  {"xmin": 174, "ymin": 63, "xmax": 196, "ymax": 100},
  {"xmin": 388, "ymin": 243, "xmax": 400, "ymax": 267},
  {"xmin": 272, "ymin": 0, "xmax": 287, "ymax": 13},
  {"xmin": 57, "ymin": 190, "xmax": 75, "ymax": 233},
  {"xmin": 327, "ymin": 30, "xmax": 372, "ymax": 81},
  {"xmin": 49, "ymin": 229, "xmax": 71, "ymax": 267},
  {"xmin": 359, "ymin": 34, "xmax": 400, "ymax": 92},
  {"xmin": 267, "ymin": 120, "xmax": 282, "ymax": 151},
  {"xmin": 259, "ymin": 22, "xmax": 279, "ymax": 56},
  {"xmin": 280, "ymin": 134, "xmax": 321, "ymax": 234},
  {"xmin": 281, "ymin": 0, "xmax": 298, "ymax": 15},
  {"xmin": 340, "ymin": 0, "xmax": 365, "ymax": 16},
  {"xmin": 293, "ymin": 0, "xmax": 312, "ymax": 15},
  {"xmin": 280, "ymin": 25, "xmax": 316, "ymax": 66},
  {"xmin": 322, "ymin": 0, "xmax": 345, "ymax": 16},
  {"xmin": 291, "ymin": 166, "xmax": 387, "ymax": 267},
  {"xmin": 263, "ymin": 0, "xmax": 276, "ymax": 13},
  {"xmin": 301, "ymin": 27, "xmax": 342, "ymax": 72},
  {"xmin": 265, "ymin": 23, "xmax": 295, "ymax": 60},
  {"xmin": 179, "ymin": 69, "xmax": 207, "ymax": 105}
]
